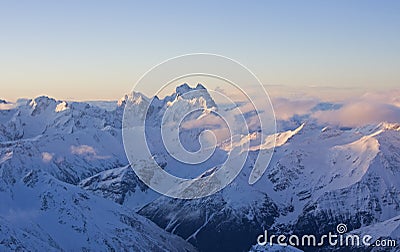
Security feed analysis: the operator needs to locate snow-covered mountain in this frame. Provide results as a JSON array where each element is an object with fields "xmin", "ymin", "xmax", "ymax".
[
  {"xmin": 0, "ymin": 94, "xmax": 195, "ymax": 251},
  {"xmin": 135, "ymin": 122, "xmax": 400, "ymax": 251},
  {"xmin": 1, "ymin": 84, "xmax": 399, "ymax": 251}
]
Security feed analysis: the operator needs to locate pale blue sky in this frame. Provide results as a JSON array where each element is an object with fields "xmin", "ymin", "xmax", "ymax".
[{"xmin": 1, "ymin": 0, "xmax": 399, "ymax": 101}]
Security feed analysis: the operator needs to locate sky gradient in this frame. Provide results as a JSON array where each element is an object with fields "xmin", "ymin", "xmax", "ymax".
[{"xmin": 1, "ymin": 0, "xmax": 400, "ymax": 101}]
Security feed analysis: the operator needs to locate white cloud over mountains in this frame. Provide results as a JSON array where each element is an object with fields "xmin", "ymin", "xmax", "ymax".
[
  {"xmin": 268, "ymin": 88, "xmax": 400, "ymax": 127},
  {"xmin": 313, "ymin": 101, "xmax": 400, "ymax": 127},
  {"xmin": 271, "ymin": 97, "xmax": 319, "ymax": 121}
]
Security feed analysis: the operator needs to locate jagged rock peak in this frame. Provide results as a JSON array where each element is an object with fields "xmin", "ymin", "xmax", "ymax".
[
  {"xmin": 29, "ymin": 96, "xmax": 57, "ymax": 108},
  {"xmin": 175, "ymin": 83, "xmax": 207, "ymax": 96},
  {"xmin": 118, "ymin": 92, "xmax": 149, "ymax": 107}
]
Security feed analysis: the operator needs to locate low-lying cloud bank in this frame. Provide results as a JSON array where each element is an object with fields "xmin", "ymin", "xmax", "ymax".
[
  {"xmin": 269, "ymin": 89, "xmax": 400, "ymax": 127},
  {"xmin": 313, "ymin": 101, "xmax": 400, "ymax": 127},
  {"xmin": 272, "ymin": 97, "xmax": 319, "ymax": 121}
]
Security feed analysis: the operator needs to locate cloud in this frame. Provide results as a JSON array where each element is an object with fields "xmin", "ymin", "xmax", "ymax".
[
  {"xmin": 358, "ymin": 90, "xmax": 400, "ymax": 108},
  {"xmin": 70, "ymin": 145, "xmax": 110, "ymax": 160},
  {"xmin": 271, "ymin": 97, "xmax": 319, "ymax": 120},
  {"xmin": 312, "ymin": 101, "xmax": 400, "ymax": 127},
  {"xmin": 70, "ymin": 145, "xmax": 97, "ymax": 155},
  {"xmin": 0, "ymin": 103, "xmax": 16, "ymax": 110},
  {"xmin": 265, "ymin": 88, "xmax": 400, "ymax": 127},
  {"xmin": 180, "ymin": 113, "xmax": 230, "ymax": 144},
  {"xmin": 166, "ymin": 87, "xmax": 400, "ymax": 136},
  {"xmin": 41, "ymin": 152, "xmax": 53, "ymax": 163},
  {"xmin": 181, "ymin": 112, "xmax": 224, "ymax": 130}
]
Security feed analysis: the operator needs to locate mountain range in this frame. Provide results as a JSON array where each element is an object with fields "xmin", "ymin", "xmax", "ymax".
[{"xmin": 0, "ymin": 84, "xmax": 399, "ymax": 251}]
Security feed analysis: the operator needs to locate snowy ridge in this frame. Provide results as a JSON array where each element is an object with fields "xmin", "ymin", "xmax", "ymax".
[{"xmin": 79, "ymin": 165, "xmax": 159, "ymax": 210}]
